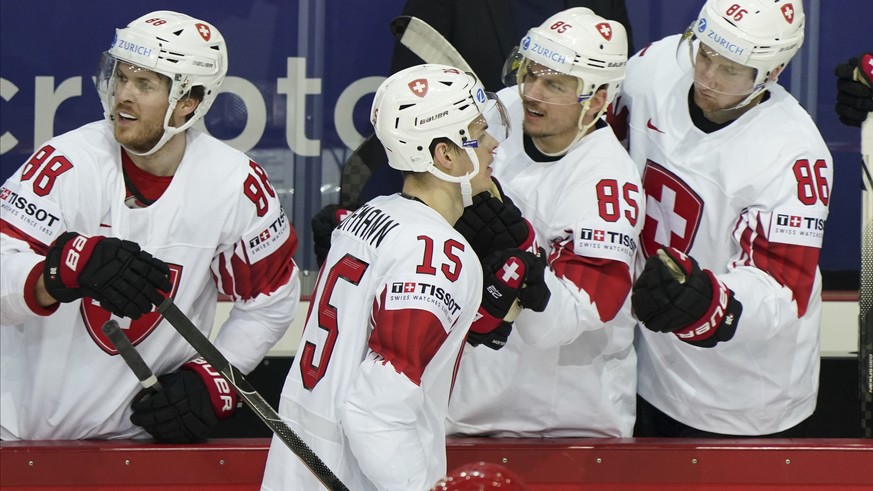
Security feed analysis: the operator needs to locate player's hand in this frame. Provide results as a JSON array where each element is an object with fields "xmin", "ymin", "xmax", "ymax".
[
  {"xmin": 631, "ymin": 247, "xmax": 741, "ymax": 348},
  {"xmin": 311, "ymin": 204, "xmax": 352, "ymax": 267},
  {"xmin": 835, "ymin": 53, "xmax": 873, "ymax": 127},
  {"xmin": 454, "ymin": 190, "xmax": 535, "ymax": 259},
  {"xmin": 130, "ymin": 358, "xmax": 237, "ymax": 443},
  {"xmin": 467, "ymin": 321, "xmax": 513, "ymax": 350},
  {"xmin": 43, "ymin": 232, "xmax": 171, "ymax": 319},
  {"xmin": 470, "ymin": 248, "xmax": 551, "ymax": 344}
]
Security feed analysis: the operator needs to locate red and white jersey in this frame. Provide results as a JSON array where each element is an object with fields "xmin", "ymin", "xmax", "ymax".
[
  {"xmin": 447, "ymin": 88, "xmax": 644, "ymax": 438},
  {"xmin": 612, "ymin": 35, "xmax": 832, "ymax": 435},
  {"xmin": 261, "ymin": 194, "xmax": 482, "ymax": 491},
  {"xmin": 0, "ymin": 121, "xmax": 299, "ymax": 440}
]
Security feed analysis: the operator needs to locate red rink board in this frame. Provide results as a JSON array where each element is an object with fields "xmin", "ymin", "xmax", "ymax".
[{"xmin": 1, "ymin": 438, "xmax": 871, "ymax": 490}]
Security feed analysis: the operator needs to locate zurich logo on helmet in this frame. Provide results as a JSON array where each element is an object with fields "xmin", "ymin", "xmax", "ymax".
[
  {"xmin": 476, "ymin": 88, "xmax": 486, "ymax": 103},
  {"xmin": 521, "ymin": 36, "xmax": 531, "ymax": 51},
  {"xmin": 697, "ymin": 18, "xmax": 707, "ymax": 33}
]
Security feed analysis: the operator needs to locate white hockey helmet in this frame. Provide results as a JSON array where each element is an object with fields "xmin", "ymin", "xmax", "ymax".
[
  {"xmin": 371, "ymin": 64, "xmax": 508, "ymax": 206},
  {"xmin": 691, "ymin": 0, "xmax": 804, "ymax": 96},
  {"xmin": 511, "ymin": 7, "xmax": 627, "ymax": 106},
  {"xmin": 95, "ymin": 11, "xmax": 228, "ymax": 156}
]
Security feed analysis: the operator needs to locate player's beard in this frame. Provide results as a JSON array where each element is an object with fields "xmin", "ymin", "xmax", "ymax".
[
  {"xmin": 692, "ymin": 84, "xmax": 747, "ymax": 114},
  {"xmin": 522, "ymin": 101, "xmax": 581, "ymax": 146},
  {"xmin": 113, "ymin": 110, "xmax": 166, "ymax": 154}
]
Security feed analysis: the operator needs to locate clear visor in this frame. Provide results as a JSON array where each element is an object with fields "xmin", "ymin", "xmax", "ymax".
[
  {"xmin": 516, "ymin": 59, "xmax": 585, "ymax": 106},
  {"xmin": 463, "ymin": 92, "xmax": 510, "ymax": 147},
  {"xmin": 95, "ymin": 51, "xmax": 119, "ymax": 101},
  {"xmin": 678, "ymin": 29, "xmax": 757, "ymax": 97}
]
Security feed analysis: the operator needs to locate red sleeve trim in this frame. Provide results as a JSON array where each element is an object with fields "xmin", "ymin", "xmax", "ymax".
[
  {"xmin": 368, "ymin": 290, "xmax": 451, "ymax": 386},
  {"xmin": 549, "ymin": 240, "xmax": 632, "ymax": 322},
  {"xmin": 24, "ymin": 261, "xmax": 59, "ymax": 317},
  {"xmin": 745, "ymin": 221, "xmax": 818, "ymax": 317}
]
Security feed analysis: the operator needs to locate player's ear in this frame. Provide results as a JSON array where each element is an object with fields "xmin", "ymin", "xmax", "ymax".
[
  {"xmin": 587, "ymin": 88, "xmax": 608, "ymax": 115},
  {"xmin": 432, "ymin": 141, "xmax": 456, "ymax": 170}
]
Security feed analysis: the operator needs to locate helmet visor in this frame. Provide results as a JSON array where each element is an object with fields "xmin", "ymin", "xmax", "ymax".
[
  {"xmin": 516, "ymin": 60, "xmax": 585, "ymax": 106},
  {"xmin": 678, "ymin": 27, "xmax": 757, "ymax": 97},
  {"xmin": 465, "ymin": 91, "xmax": 510, "ymax": 147}
]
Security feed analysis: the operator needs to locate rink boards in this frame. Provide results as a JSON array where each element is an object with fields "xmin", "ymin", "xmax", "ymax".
[{"xmin": 2, "ymin": 437, "xmax": 871, "ymax": 490}]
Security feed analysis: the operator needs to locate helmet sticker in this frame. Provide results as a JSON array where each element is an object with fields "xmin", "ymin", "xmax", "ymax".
[
  {"xmin": 408, "ymin": 78, "xmax": 428, "ymax": 98},
  {"xmin": 595, "ymin": 22, "xmax": 613, "ymax": 41},
  {"xmin": 781, "ymin": 3, "xmax": 796, "ymax": 23},
  {"xmin": 195, "ymin": 22, "xmax": 212, "ymax": 41}
]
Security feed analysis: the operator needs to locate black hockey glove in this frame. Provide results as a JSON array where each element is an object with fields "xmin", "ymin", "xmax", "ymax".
[
  {"xmin": 311, "ymin": 204, "xmax": 353, "ymax": 267},
  {"xmin": 468, "ymin": 248, "xmax": 550, "ymax": 349},
  {"xmin": 834, "ymin": 53, "xmax": 873, "ymax": 127},
  {"xmin": 43, "ymin": 232, "xmax": 171, "ymax": 319},
  {"xmin": 130, "ymin": 358, "xmax": 238, "ymax": 443},
  {"xmin": 454, "ymin": 190, "xmax": 534, "ymax": 259},
  {"xmin": 467, "ymin": 321, "xmax": 513, "ymax": 350},
  {"xmin": 632, "ymin": 247, "xmax": 742, "ymax": 348}
]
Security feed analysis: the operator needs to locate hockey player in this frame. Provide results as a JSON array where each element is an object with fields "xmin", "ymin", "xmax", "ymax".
[
  {"xmin": 610, "ymin": 0, "xmax": 832, "ymax": 436},
  {"xmin": 260, "ymin": 65, "xmax": 543, "ymax": 491},
  {"xmin": 0, "ymin": 11, "xmax": 300, "ymax": 442},
  {"xmin": 447, "ymin": 8, "xmax": 643, "ymax": 438}
]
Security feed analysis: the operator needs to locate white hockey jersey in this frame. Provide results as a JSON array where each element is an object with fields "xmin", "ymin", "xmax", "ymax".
[
  {"xmin": 261, "ymin": 194, "xmax": 482, "ymax": 491},
  {"xmin": 612, "ymin": 35, "xmax": 832, "ymax": 435},
  {"xmin": 0, "ymin": 121, "xmax": 300, "ymax": 440},
  {"xmin": 447, "ymin": 88, "xmax": 643, "ymax": 438}
]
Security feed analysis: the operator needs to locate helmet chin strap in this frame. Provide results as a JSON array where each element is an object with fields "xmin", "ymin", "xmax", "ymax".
[
  {"xmin": 533, "ymin": 98, "xmax": 601, "ymax": 158},
  {"xmin": 120, "ymin": 99, "xmax": 197, "ymax": 157},
  {"xmin": 426, "ymin": 146, "xmax": 480, "ymax": 207},
  {"xmin": 459, "ymin": 147, "xmax": 479, "ymax": 207}
]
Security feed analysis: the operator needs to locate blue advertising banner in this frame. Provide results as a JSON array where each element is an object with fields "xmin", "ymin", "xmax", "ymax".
[{"xmin": 1, "ymin": 0, "xmax": 866, "ymax": 279}]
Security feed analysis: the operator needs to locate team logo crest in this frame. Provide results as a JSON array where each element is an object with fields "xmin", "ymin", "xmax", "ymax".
[
  {"xmin": 195, "ymin": 23, "xmax": 212, "ymax": 41},
  {"xmin": 640, "ymin": 161, "xmax": 704, "ymax": 257},
  {"xmin": 780, "ymin": 3, "xmax": 795, "ymax": 23},
  {"xmin": 596, "ymin": 22, "xmax": 613, "ymax": 41},
  {"xmin": 82, "ymin": 264, "xmax": 182, "ymax": 354},
  {"xmin": 408, "ymin": 78, "xmax": 428, "ymax": 97}
]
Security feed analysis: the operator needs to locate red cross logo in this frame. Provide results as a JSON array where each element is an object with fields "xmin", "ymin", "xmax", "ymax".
[
  {"xmin": 196, "ymin": 23, "xmax": 212, "ymax": 41},
  {"xmin": 780, "ymin": 4, "xmax": 794, "ymax": 23},
  {"xmin": 593, "ymin": 229, "xmax": 606, "ymax": 241},
  {"xmin": 596, "ymin": 23, "xmax": 612, "ymax": 41},
  {"xmin": 408, "ymin": 79, "xmax": 428, "ymax": 98},
  {"xmin": 404, "ymin": 282, "xmax": 416, "ymax": 293},
  {"xmin": 640, "ymin": 161, "xmax": 704, "ymax": 257},
  {"xmin": 789, "ymin": 215, "xmax": 801, "ymax": 228}
]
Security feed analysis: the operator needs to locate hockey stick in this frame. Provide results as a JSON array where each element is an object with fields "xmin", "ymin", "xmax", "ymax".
[
  {"xmin": 390, "ymin": 16, "xmax": 474, "ymax": 74},
  {"xmin": 337, "ymin": 16, "xmax": 477, "ymax": 208},
  {"xmin": 103, "ymin": 320, "xmax": 163, "ymax": 393},
  {"xmin": 856, "ymin": 57, "xmax": 873, "ymax": 438},
  {"xmin": 157, "ymin": 299, "xmax": 349, "ymax": 491}
]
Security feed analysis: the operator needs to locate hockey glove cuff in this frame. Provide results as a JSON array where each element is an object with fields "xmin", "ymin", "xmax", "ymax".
[
  {"xmin": 632, "ymin": 247, "xmax": 741, "ymax": 348},
  {"xmin": 130, "ymin": 358, "xmax": 237, "ymax": 443}
]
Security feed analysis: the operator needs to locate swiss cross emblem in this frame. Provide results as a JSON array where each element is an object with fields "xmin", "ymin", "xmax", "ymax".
[
  {"xmin": 196, "ymin": 23, "xmax": 212, "ymax": 41},
  {"xmin": 596, "ymin": 22, "xmax": 613, "ymax": 41},
  {"xmin": 499, "ymin": 258, "xmax": 523, "ymax": 287},
  {"xmin": 408, "ymin": 79, "xmax": 428, "ymax": 97},
  {"xmin": 780, "ymin": 4, "xmax": 795, "ymax": 23},
  {"xmin": 404, "ymin": 282, "xmax": 416, "ymax": 293},
  {"xmin": 640, "ymin": 161, "xmax": 704, "ymax": 257},
  {"xmin": 82, "ymin": 264, "xmax": 182, "ymax": 354}
]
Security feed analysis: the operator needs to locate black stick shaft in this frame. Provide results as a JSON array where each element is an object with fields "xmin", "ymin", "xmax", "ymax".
[
  {"xmin": 102, "ymin": 320, "xmax": 161, "ymax": 391},
  {"xmin": 157, "ymin": 299, "xmax": 348, "ymax": 491}
]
